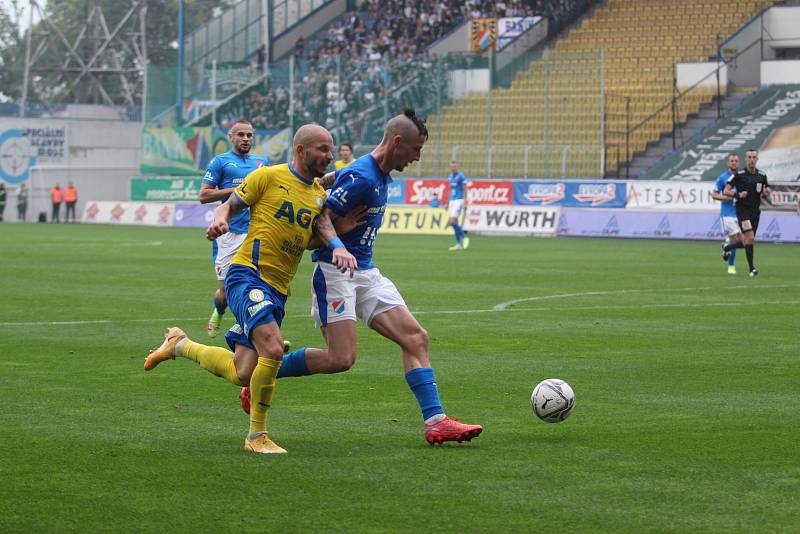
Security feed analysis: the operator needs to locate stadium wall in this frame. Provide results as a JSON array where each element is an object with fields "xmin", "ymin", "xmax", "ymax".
[
  {"xmin": 82, "ymin": 178, "xmax": 800, "ymax": 242},
  {"xmin": 0, "ymin": 118, "xmax": 141, "ymax": 222}
]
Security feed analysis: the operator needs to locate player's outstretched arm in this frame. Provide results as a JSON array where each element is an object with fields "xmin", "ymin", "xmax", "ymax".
[
  {"xmin": 206, "ymin": 195, "xmax": 245, "ymax": 241},
  {"xmin": 315, "ymin": 207, "xmax": 358, "ymax": 277},
  {"xmin": 199, "ymin": 183, "xmax": 236, "ymax": 204}
]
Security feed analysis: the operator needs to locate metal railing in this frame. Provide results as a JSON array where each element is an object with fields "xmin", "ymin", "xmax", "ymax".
[{"xmin": 354, "ymin": 143, "xmax": 602, "ymax": 179}]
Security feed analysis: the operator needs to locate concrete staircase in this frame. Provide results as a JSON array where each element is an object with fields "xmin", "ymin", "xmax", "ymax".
[{"xmin": 619, "ymin": 89, "xmax": 755, "ymax": 179}]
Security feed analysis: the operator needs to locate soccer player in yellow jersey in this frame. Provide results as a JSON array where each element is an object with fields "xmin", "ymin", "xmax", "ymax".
[
  {"xmin": 144, "ymin": 124, "xmax": 357, "ymax": 454},
  {"xmin": 333, "ymin": 141, "xmax": 355, "ymax": 170}
]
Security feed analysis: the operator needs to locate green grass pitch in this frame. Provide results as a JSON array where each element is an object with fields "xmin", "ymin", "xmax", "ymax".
[{"xmin": 1, "ymin": 224, "xmax": 798, "ymax": 532}]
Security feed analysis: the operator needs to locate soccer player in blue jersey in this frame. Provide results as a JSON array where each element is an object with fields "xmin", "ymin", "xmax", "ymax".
[
  {"xmin": 711, "ymin": 153, "xmax": 742, "ymax": 275},
  {"xmin": 249, "ymin": 108, "xmax": 483, "ymax": 446},
  {"xmin": 145, "ymin": 124, "xmax": 358, "ymax": 454},
  {"xmin": 200, "ymin": 120, "xmax": 270, "ymax": 338},
  {"xmin": 446, "ymin": 160, "xmax": 470, "ymax": 250}
]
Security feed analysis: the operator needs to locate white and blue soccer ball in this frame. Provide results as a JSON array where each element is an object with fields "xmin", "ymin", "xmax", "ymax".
[{"xmin": 531, "ymin": 379, "xmax": 575, "ymax": 423}]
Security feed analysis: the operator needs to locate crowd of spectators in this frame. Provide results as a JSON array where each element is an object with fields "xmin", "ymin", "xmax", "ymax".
[{"xmin": 218, "ymin": 0, "xmax": 590, "ymax": 140}]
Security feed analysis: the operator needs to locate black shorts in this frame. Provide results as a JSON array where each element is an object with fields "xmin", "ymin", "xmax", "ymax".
[{"xmin": 735, "ymin": 206, "xmax": 760, "ymax": 235}]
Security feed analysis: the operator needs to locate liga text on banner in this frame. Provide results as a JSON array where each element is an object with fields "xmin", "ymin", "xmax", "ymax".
[
  {"xmin": 381, "ymin": 207, "xmax": 452, "ymax": 235},
  {"xmin": 82, "ymin": 201, "xmax": 176, "ymax": 226},
  {"xmin": 463, "ymin": 205, "xmax": 560, "ymax": 236}
]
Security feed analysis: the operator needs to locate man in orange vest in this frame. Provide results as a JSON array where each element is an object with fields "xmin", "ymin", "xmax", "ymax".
[
  {"xmin": 50, "ymin": 185, "xmax": 62, "ymax": 223},
  {"xmin": 64, "ymin": 182, "xmax": 78, "ymax": 222}
]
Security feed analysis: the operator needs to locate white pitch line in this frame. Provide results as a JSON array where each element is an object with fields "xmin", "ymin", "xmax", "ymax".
[
  {"xmin": 0, "ymin": 317, "xmax": 207, "ymax": 327},
  {"xmin": 2, "ymin": 285, "xmax": 799, "ymax": 327},
  {"xmin": 492, "ymin": 284, "xmax": 800, "ymax": 311}
]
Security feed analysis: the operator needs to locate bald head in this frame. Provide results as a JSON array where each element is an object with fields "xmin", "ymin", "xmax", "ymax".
[
  {"xmin": 292, "ymin": 123, "xmax": 334, "ymax": 179},
  {"xmin": 293, "ymin": 123, "xmax": 332, "ymax": 149}
]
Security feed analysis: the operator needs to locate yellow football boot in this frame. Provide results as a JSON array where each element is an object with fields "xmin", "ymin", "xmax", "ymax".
[
  {"xmin": 244, "ymin": 433, "xmax": 287, "ymax": 454},
  {"xmin": 144, "ymin": 327, "xmax": 186, "ymax": 371}
]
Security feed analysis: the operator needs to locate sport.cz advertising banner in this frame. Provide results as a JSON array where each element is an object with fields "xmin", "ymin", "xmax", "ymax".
[
  {"xmin": 466, "ymin": 180, "xmax": 514, "ymax": 205},
  {"xmin": 513, "ymin": 181, "xmax": 626, "ymax": 208},
  {"xmin": 404, "ymin": 179, "xmax": 449, "ymax": 205}
]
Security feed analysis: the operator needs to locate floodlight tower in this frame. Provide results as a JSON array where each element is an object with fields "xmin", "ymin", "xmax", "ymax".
[{"xmin": 20, "ymin": 0, "xmax": 148, "ymax": 114}]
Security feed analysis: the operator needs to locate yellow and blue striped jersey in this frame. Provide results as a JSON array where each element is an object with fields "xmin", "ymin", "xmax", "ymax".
[{"xmin": 232, "ymin": 163, "xmax": 326, "ymax": 294}]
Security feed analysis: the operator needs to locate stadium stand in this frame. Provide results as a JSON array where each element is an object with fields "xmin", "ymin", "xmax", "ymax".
[
  {"xmin": 424, "ymin": 0, "xmax": 777, "ymax": 179},
  {"xmin": 211, "ymin": 1, "xmax": 554, "ymax": 138}
]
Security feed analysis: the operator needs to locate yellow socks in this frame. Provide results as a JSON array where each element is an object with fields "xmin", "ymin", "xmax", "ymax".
[
  {"xmin": 249, "ymin": 357, "xmax": 282, "ymax": 435},
  {"xmin": 179, "ymin": 339, "xmax": 242, "ymax": 386}
]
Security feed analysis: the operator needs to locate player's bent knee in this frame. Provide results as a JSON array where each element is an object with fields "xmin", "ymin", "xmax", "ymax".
[
  {"xmin": 328, "ymin": 349, "xmax": 356, "ymax": 372},
  {"xmin": 406, "ymin": 326, "xmax": 429, "ymax": 352}
]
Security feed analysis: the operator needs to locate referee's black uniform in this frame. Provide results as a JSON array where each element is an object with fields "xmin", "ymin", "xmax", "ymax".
[{"xmin": 727, "ymin": 167, "xmax": 769, "ymax": 234}]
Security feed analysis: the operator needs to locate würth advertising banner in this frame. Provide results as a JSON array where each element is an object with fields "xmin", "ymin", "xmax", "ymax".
[{"xmin": 463, "ymin": 205, "xmax": 560, "ymax": 236}]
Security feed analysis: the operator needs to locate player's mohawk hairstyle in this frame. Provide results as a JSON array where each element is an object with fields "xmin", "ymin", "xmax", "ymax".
[{"xmin": 403, "ymin": 107, "xmax": 428, "ymax": 140}]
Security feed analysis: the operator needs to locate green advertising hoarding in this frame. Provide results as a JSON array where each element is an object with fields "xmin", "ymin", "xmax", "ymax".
[{"xmin": 131, "ymin": 177, "xmax": 202, "ymax": 201}]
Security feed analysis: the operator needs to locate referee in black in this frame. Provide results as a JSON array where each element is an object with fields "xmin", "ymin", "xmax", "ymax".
[{"xmin": 723, "ymin": 148, "xmax": 771, "ymax": 278}]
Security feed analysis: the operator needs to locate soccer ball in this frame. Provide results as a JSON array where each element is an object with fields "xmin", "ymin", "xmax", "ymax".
[{"xmin": 531, "ymin": 379, "xmax": 575, "ymax": 423}]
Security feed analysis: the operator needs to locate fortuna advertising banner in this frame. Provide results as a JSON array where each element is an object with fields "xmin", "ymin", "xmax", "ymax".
[{"xmin": 381, "ymin": 207, "xmax": 452, "ymax": 235}]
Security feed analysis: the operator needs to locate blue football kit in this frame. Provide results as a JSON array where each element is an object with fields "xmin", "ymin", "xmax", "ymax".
[
  {"xmin": 449, "ymin": 171, "xmax": 467, "ymax": 201},
  {"xmin": 203, "ymin": 151, "xmax": 269, "ymax": 233},
  {"xmin": 308, "ymin": 153, "xmax": 447, "ymax": 423},
  {"xmin": 312, "ymin": 154, "xmax": 391, "ymax": 270},
  {"xmin": 714, "ymin": 170, "xmax": 736, "ymax": 218}
]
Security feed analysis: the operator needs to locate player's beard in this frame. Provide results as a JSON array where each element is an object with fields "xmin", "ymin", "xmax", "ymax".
[
  {"xmin": 237, "ymin": 143, "xmax": 251, "ymax": 155},
  {"xmin": 305, "ymin": 153, "xmax": 328, "ymax": 178}
]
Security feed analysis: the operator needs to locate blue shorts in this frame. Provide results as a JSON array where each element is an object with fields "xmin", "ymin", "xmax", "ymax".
[{"xmin": 224, "ymin": 264, "xmax": 287, "ymax": 351}]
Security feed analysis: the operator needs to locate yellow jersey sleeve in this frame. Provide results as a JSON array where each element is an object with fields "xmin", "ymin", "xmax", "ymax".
[{"xmin": 234, "ymin": 167, "xmax": 270, "ymax": 206}]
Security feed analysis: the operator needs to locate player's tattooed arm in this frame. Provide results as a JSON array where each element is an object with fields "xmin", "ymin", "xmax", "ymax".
[
  {"xmin": 314, "ymin": 207, "xmax": 358, "ymax": 276},
  {"xmin": 206, "ymin": 194, "xmax": 246, "ymax": 240},
  {"xmin": 307, "ymin": 206, "xmax": 368, "ymax": 250},
  {"xmin": 316, "ymin": 171, "xmax": 336, "ymax": 190}
]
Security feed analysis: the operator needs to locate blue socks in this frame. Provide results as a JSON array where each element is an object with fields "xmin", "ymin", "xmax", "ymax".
[
  {"xmin": 277, "ymin": 348, "xmax": 310, "ymax": 378},
  {"xmin": 453, "ymin": 223, "xmax": 464, "ymax": 244},
  {"xmin": 405, "ymin": 367, "xmax": 444, "ymax": 421},
  {"xmin": 728, "ymin": 248, "xmax": 736, "ymax": 266},
  {"xmin": 214, "ymin": 297, "xmax": 227, "ymax": 315}
]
